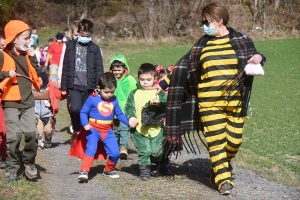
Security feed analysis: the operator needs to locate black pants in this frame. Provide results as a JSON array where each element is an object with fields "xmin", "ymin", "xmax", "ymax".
[{"xmin": 67, "ymin": 85, "xmax": 93, "ymax": 132}]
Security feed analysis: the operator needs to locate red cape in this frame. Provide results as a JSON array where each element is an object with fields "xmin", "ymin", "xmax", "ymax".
[{"xmin": 69, "ymin": 128, "xmax": 107, "ymax": 160}]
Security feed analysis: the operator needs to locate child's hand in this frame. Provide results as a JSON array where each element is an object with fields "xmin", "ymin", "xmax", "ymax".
[
  {"xmin": 84, "ymin": 124, "xmax": 92, "ymax": 131},
  {"xmin": 129, "ymin": 117, "xmax": 139, "ymax": 128},
  {"xmin": 152, "ymin": 98, "xmax": 160, "ymax": 106},
  {"xmin": 8, "ymin": 70, "xmax": 16, "ymax": 78},
  {"xmin": 27, "ymin": 48, "xmax": 35, "ymax": 57}
]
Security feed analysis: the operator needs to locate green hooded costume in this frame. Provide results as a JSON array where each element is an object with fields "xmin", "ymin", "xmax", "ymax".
[{"xmin": 110, "ymin": 54, "xmax": 137, "ymax": 112}]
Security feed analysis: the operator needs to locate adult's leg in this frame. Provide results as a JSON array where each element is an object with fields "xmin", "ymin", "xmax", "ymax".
[
  {"xmin": 200, "ymin": 107, "xmax": 233, "ymax": 190},
  {"xmin": 67, "ymin": 89, "xmax": 83, "ymax": 132}
]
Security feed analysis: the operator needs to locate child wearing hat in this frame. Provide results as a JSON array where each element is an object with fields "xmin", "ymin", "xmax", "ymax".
[{"xmin": 0, "ymin": 20, "xmax": 40, "ymax": 181}]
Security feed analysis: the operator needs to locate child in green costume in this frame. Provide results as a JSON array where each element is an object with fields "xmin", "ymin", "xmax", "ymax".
[
  {"xmin": 125, "ymin": 63, "xmax": 167, "ymax": 181},
  {"xmin": 110, "ymin": 54, "xmax": 136, "ymax": 159}
]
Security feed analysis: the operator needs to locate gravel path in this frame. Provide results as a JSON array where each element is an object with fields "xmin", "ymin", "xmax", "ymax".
[{"xmin": 39, "ymin": 130, "xmax": 300, "ymax": 200}]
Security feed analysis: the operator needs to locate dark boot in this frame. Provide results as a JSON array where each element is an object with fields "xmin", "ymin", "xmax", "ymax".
[
  {"xmin": 160, "ymin": 158, "xmax": 172, "ymax": 176},
  {"xmin": 139, "ymin": 165, "xmax": 151, "ymax": 181},
  {"xmin": 150, "ymin": 162, "xmax": 160, "ymax": 177}
]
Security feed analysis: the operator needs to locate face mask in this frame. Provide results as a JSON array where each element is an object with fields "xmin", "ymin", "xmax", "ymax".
[
  {"xmin": 57, "ymin": 39, "xmax": 62, "ymax": 43},
  {"xmin": 78, "ymin": 36, "xmax": 91, "ymax": 44},
  {"xmin": 73, "ymin": 35, "xmax": 78, "ymax": 40},
  {"xmin": 16, "ymin": 39, "xmax": 29, "ymax": 52},
  {"xmin": 203, "ymin": 23, "xmax": 218, "ymax": 36}
]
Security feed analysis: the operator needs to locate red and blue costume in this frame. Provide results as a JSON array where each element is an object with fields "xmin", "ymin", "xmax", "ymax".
[{"xmin": 69, "ymin": 93, "xmax": 129, "ymax": 173}]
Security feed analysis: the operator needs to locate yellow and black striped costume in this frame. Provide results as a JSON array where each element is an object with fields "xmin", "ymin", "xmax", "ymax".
[{"xmin": 199, "ymin": 35, "xmax": 245, "ymax": 189}]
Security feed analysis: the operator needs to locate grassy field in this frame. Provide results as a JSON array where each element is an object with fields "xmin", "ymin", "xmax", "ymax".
[{"xmin": 0, "ymin": 30, "xmax": 299, "ymax": 198}]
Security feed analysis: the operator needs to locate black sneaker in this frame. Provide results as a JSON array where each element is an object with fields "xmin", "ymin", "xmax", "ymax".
[
  {"xmin": 78, "ymin": 170, "xmax": 88, "ymax": 181},
  {"xmin": 219, "ymin": 182, "xmax": 233, "ymax": 195},
  {"xmin": 24, "ymin": 164, "xmax": 38, "ymax": 180},
  {"xmin": 150, "ymin": 162, "xmax": 160, "ymax": 177},
  {"xmin": 103, "ymin": 169, "xmax": 120, "ymax": 179},
  {"xmin": 0, "ymin": 159, "xmax": 7, "ymax": 169},
  {"xmin": 5, "ymin": 172, "xmax": 17, "ymax": 181}
]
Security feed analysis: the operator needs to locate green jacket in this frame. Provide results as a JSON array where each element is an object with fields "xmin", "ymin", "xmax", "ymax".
[
  {"xmin": 110, "ymin": 54, "xmax": 136, "ymax": 111},
  {"xmin": 125, "ymin": 82, "xmax": 167, "ymax": 137}
]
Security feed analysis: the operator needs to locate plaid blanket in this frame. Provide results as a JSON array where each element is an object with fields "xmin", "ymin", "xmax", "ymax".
[{"xmin": 165, "ymin": 27, "xmax": 265, "ymax": 153}]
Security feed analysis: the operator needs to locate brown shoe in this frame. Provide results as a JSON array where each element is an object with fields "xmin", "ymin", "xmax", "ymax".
[
  {"xmin": 24, "ymin": 164, "xmax": 38, "ymax": 180},
  {"xmin": 219, "ymin": 182, "xmax": 233, "ymax": 195},
  {"xmin": 120, "ymin": 147, "xmax": 128, "ymax": 160}
]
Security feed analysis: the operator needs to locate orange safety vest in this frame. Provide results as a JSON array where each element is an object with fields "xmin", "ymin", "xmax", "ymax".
[{"xmin": 0, "ymin": 51, "xmax": 40, "ymax": 101}]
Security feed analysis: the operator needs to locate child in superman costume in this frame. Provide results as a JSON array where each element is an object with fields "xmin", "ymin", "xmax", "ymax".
[{"xmin": 69, "ymin": 72, "xmax": 130, "ymax": 181}]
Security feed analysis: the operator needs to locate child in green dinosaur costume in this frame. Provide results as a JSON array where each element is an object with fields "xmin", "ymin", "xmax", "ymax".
[{"xmin": 110, "ymin": 54, "xmax": 136, "ymax": 160}]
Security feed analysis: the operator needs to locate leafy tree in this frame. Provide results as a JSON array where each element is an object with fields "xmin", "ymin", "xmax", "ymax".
[{"xmin": 0, "ymin": 0, "xmax": 16, "ymax": 29}]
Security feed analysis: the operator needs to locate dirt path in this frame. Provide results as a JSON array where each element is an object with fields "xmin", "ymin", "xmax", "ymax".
[{"xmin": 38, "ymin": 127, "xmax": 300, "ymax": 200}]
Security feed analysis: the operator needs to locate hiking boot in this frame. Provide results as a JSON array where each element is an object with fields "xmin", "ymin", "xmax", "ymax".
[
  {"xmin": 160, "ymin": 159, "xmax": 172, "ymax": 176},
  {"xmin": 219, "ymin": 182, "xmax": 233, "ymax": 195},
  {"xmin": 120, "ymin": 147, "xmax": 128, "ymax": 160},
  {"xmin": 38, "ymin": 135, "xmax": 44, "ymax": 150},
  {"xmin": 103, "ymin": 169, "xmax": 120, "ymax": 178},
  {"xmin": 44, "ymin": 134, "xmax": 52, "ymax": 148},
  {"xmin": 139, "ymin": 165, "xmax": 151, "ymax": 181},
  {"xmin": 78, "ymin": 170, "xmax": 88, "ymax": 181},
  {"xmin": 24, "ymin": 164, "xmax": 38, "ymax": 180},
  {"xmin": 150, "ymin": 162, "xmax": 160, "ymax": 177},
  {"xmin": 5, "ymin": 172, "xmax": 17, "ymax": 181},
  {"xmin": 0, "ymin": 159, "xmax": 7, "ymax": 169}
]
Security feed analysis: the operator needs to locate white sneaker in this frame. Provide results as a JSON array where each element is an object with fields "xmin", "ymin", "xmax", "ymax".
[
  {"xmin": 78, "ymin": 170, "xmax": 88, "ymax": 181},
  {"xmin": 69, "ymin": 125, "xmax": 73, "ymax": 134},
  {"xmin": 103, "ymin": 169, "xmax": 120, "ymax": 179}
]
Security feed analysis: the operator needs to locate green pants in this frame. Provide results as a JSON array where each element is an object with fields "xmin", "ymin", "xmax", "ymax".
[
  {"xmin": 131, "ymin": 128, "xmax": 164, "ymax": 166},
  {"xmin": 114, "ymin": 119, "xmax": 129, "ymax": 149},
  {"xmin": 4, "ymin": 107, "xmax": 38, "ymax": 173}
]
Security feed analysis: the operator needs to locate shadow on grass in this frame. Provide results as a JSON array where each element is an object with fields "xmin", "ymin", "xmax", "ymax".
[{"xmin": 172, "ymin": 157, "xmax": 216, "ymax": 190}]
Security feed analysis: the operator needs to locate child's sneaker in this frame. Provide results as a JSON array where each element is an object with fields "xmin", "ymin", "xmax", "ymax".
[
  {"xmin": 24, "ymin": 164, "xmax": 38, "ymax": 180},
  {"xmin": 38, "ymin": 135, "xmax": 44, "ymax": 150},
  {"xmin": 103, "ymin": 169, "xmax": 119, "ymax": 179},
  {"xmin": 44, "ymin": 134, "xmax": 52, "ymax": 148},
  {"xmin": 5, "ymin": 172, "xmax": 17, "ymax": 181},
  {"xmin": 0, "ymin": 158, "xmax": 7, "ymax": 169},
  {"xmin": 78, "ymin": 170, "xmax": 88, "ymax": 181}
]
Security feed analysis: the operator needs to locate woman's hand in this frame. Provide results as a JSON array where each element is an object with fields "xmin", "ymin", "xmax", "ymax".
[
  {"xmin": 61, "ymin": 91, "xmax": 67, "ymax": 95},
  {"xmin": 247, "ymin": 54, "xmax": 262, "ymax": 64}
]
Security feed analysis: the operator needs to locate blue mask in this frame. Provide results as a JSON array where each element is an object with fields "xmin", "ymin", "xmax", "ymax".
[
  {"xmin": 78, "ymin": 36, "xmax": 91, "ymax": 44},
  {"xmin": 203, "ymin": 23, "xmax": 218, "ymax": 36},
  {"xmin": 73, "ymin": 35, "xmax": 78, "ymax": 40}
]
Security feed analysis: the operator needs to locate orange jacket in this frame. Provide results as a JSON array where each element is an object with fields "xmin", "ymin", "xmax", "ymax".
[{"xmin": 0, "ymin": 51, "xmax": 40, "ymax": 101}]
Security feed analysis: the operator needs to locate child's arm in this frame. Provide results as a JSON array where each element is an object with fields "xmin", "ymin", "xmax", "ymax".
[
  {"xmin": 80, "ymin": 96, "xmax": 93, "ymax": 130},
  {"xmin": 124, "ymin": 91, "xmax": 138, "ymax": 128},
  {"xmin": 114, "ymin": 99, "xmax": 129, "ymax": 126}
]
